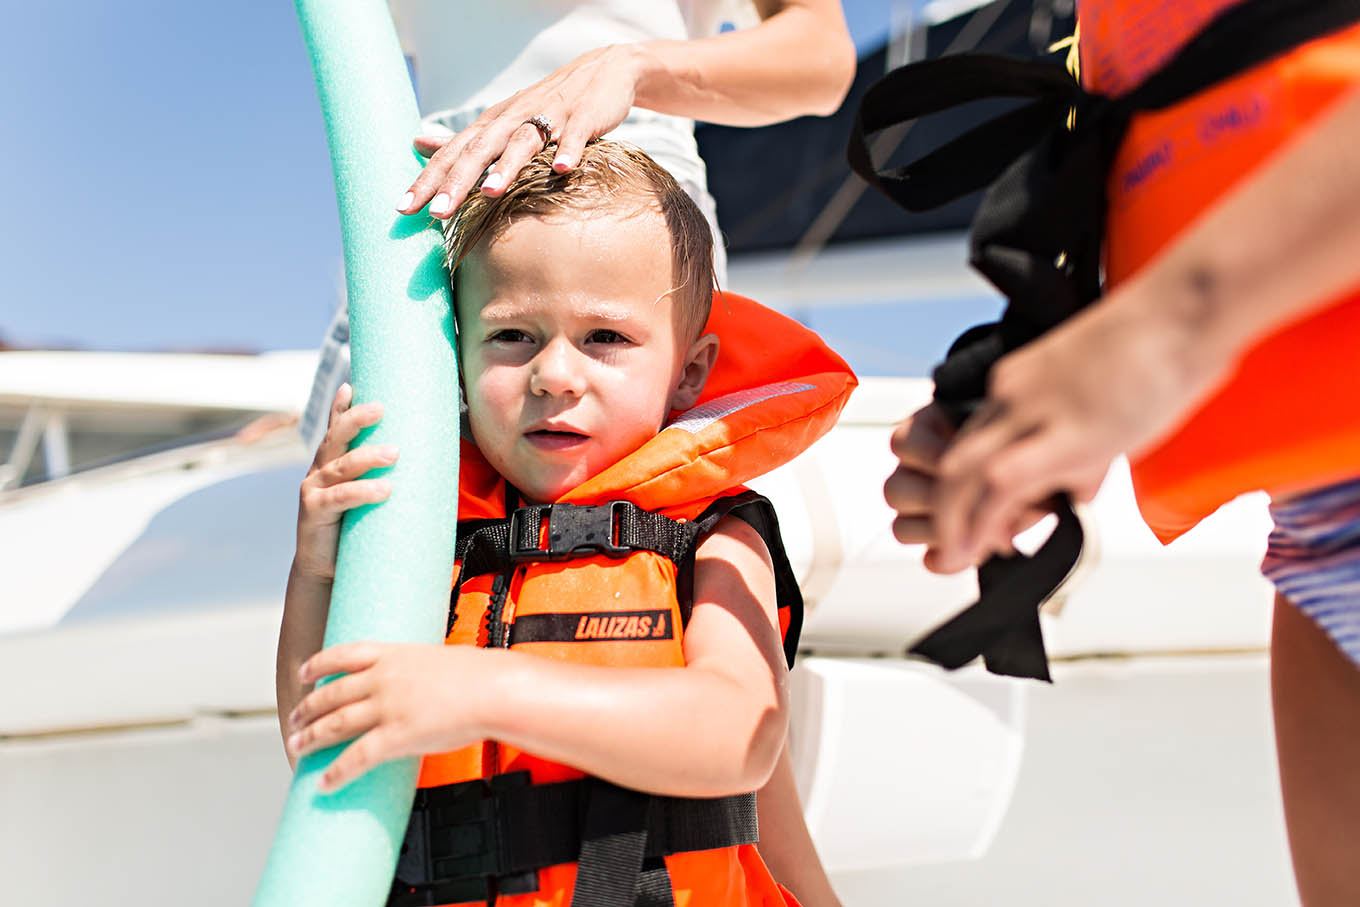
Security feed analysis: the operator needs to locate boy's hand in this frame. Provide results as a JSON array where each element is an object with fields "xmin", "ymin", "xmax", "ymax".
[
  {"xmin": 294, "ymin": 384, "xmax": 397, "ymax": 582},
  {"xmin": 285, "ymin": 642, "xmax": 497, "ymax": 792}
]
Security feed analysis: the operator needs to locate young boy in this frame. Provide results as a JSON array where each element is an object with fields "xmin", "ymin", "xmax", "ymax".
[{"xmin": 277, "ymin": 141, "xmax": 854, "ymax": 906}]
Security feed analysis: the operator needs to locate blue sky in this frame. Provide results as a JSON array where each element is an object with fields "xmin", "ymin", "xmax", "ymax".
[{"xmin": 2, "ymin": 1, "xmax": 910, "ymax": 352}]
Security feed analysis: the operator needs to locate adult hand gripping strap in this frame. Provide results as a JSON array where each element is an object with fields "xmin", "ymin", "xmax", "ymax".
[{"xmin": 850, "ymin": 0, "xmax": 1360, "ymax": 680}]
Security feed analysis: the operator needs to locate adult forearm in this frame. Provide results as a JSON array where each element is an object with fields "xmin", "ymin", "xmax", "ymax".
[
  {"xmin": 631, "ymin": 3, "xmax": 856, "ymax": 126},
  {"xmin": 276, "ymin": 559, "xmax": 333, "ymax": 763},
  {"xmin": 479, "ymin": 651, "xmax": 787, "ymax": 797},
  {"xmin": 1129, "ymin": 87, "xmax": 1360, "ymax": 375}
]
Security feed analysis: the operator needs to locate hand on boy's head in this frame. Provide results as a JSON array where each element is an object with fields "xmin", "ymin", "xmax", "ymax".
[
  {"xmin": 292, "ymin": 384, "xmax": 397, "ymax": 581},
  {"xmin": 398, "ymin": 45, "xmax": 640, "ymax": 218}
]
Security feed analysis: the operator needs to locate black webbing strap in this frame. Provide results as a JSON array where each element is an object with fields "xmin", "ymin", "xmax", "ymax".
[
  {"xmin": 683, "ymin": 491, "xmax": 806, "ymax": 667},
  {"xmin": 389, "ymin": 774, "xmax": 758, "ymax": 907},
  {"xmin": 848, "ymin": 0, "xmax": 1360, "ymax": 681},
  {"xmin": 456, "ymin": 502, "xmax": 696, "ymax": 580},
  {"xmin": 570, "ymin": 782, "xmax": 654, "ymax": 907},
  {"xmin": 448, "ymin": 502, "xmax": 700, "ymax": 636}
]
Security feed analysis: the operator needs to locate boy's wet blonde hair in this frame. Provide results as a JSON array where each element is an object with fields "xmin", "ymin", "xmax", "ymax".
[{"xmin": 440, "ymin": 140, "xmax": 716, "ymax": 340}]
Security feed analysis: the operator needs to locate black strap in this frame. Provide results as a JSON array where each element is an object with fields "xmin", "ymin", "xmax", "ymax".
[
  {"xmin": 849, "ymin": 0, "xmax": 1360, "ymax": 680},
  {"xmin": 389, "ymin": 774, "xmax": 758, "ymax": 907},
  {"xmin": 682, "ymin": 491, "xmax": 806, "ymax": 667},
  {"xmin": 457, "ymin": 502, "xmax": 697, "ymax": 579},
  {"xmin": 570, "ymin": 782, "xmax": 653, "ymax": 907},
  {"xmin": 448, "ymin": 502, "xmax": 700, "ymax": 636},
  {"xmin": 909, "ymin": 499, "xmax": 1084, "ymax": 681}
]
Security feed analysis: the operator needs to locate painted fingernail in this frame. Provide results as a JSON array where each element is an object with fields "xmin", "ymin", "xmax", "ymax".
[
  {"xmin": 429, "ymin": 193, "xmax": 452, "ymax": 215},
  {"xmin": 552, "ymin": 156, "xmax": 571, "ymax": 172},
  {"xmin": 297, "ymin": 664, "xmax": 309, "ymax": 683},
  {"xmin": 397, "ymin": 191, "xmax": 414, "ymax": 211},
  {"xmin": 482, "ymin": 172, "xmax": 505, "ymax": 192},
  {"xmin": 288, "ymin": 733, "xmax": 301, "ymax": 751}
]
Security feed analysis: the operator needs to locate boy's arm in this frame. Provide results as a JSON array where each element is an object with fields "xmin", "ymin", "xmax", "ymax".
[
  {"xmin": 276, "ymin": 385, "xmax": 394, "ymax": 767},
  {"xmin": 276, "ymin": 562, "xmax": 332, "ymax": 769},
  {"xmin": 286, "ymin": 517, "xmax": 789, "ymax": 798},
  {"xmin": 757, "ymin": 744, "xmax": 843, "ymax": 907}
]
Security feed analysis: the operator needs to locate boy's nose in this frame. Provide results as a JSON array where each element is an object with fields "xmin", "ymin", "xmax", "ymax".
[{"xmin": 528, "ymin": 338, "xmax": 587, "ymax": 398}]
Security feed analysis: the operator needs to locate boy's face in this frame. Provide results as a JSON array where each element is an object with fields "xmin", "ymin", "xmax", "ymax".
[{"xmin": 456, "ymin": 207, "xmax": 716, "ymax": 503}]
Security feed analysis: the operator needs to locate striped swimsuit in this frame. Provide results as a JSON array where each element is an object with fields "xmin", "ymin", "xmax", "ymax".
[{"xmin": 1262, "ymin": 478, "xmax": 1360, "ymax": 668}]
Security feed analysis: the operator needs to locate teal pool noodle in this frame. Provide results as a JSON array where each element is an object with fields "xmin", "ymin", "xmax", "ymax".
[{"xmin": 253, "ymin": 1, "xmax": 459, "ymax": 905}]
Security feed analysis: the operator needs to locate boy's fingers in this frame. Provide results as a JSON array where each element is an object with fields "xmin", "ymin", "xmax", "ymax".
[
  {"xmin": 319, "ymin": 731, "xmax": 389, "ymax": 793},
  {"xmin": 289, "ymin": 671, "xmax": 370, "ymax": 733},
  {"xmin": 314, "ymin": 478, "xmax": 392, "ymax": 515},
  {"xmin": 329, "ymin": 383, "xmax": 353, "ymax": 423},
  {"xmin": 328, "ymin": 401, "xmax": 385, "ymax": 446},
  {"xmin": 291, "ymin": 702, "xmax": 378, "ymax": 762},
  {"xmin": 299, "ymin": 642, "xmax": 383, "ymax": 684},
  {"xmin": 317, "ymin": 445, "xmax": 398, "ymax": 487}
]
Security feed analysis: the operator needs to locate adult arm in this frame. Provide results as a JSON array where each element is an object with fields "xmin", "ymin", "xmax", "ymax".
[
  {"xmin": 286, "ymin": 517, "xmax": 789, "ymax": 798},
  {"xmin": 897, "ymin": 86, "xmax": 1360, "ymax": 572},
  {"xmin": 399, "ymin": 0, "xmax": 856, "ymax": 216}
]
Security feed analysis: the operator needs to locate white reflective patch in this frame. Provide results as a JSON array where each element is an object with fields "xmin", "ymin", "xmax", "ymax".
[{"xmin": 665, "ymin": 382, "xmax": 815, "ymax": 434}]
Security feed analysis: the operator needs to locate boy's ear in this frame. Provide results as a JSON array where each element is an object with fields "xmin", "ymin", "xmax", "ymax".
[{"xmin": 670, "ymin": 333, "xmax": 720, "ymax": 412}]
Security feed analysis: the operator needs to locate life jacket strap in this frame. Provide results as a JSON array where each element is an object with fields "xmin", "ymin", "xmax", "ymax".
[
  {"xmin": 388, "ymin": 772, "xmax": 758, "ymax": 907},
  {"xmin": 457, "ymin": 502, "xmax": 698, "ymax": 579},
  {"xmin": 847, "ymin": 0, "xmax": 1360, "ymax": 681}
]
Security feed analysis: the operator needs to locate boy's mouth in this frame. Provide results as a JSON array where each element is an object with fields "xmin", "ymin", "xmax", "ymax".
[{"xmin": 525, "ymin": 428, "xmax": 589, "ymax": 451}]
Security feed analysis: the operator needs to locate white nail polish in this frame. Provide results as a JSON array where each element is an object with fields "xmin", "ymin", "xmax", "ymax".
[
  {"xmin": 483, "ymin": 173, "xmax": 506, "ymax": 191},
  {"xmin": 397, "ymin": 191, "xmax": 414, "ymax": 211},
  {"xmin": 430, "ymin": 193, "xmax": 451, "ymax": 214}
]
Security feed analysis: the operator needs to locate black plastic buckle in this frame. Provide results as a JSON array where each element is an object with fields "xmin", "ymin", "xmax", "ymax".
[{"xmin": 508, "ymin": 502, "xmax": 630, "ymax": 562}]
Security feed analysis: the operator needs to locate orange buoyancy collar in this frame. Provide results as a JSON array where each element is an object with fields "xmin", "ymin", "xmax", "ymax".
[
  {"xmin": 1090, "ymin": 14, "xmax": 1360, "ymax": 541},
  {"xmin": 399, "ymin": 292, "xmax": 854, "ymax": 907}
]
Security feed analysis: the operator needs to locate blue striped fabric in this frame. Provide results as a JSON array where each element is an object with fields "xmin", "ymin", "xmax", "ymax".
[{"xmin": 1262, "ymin": 477, "xmax": 1360, "ymax": 668}]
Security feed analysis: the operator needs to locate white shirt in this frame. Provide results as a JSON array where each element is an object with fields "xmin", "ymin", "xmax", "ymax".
[{"xmin": 387, "ymin": 0, "xmax": 757, "ymax": 188}]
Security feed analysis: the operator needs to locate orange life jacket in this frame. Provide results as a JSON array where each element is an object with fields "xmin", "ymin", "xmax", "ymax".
[
  {"xmin": 392, "ymin": 292, "xmax": 856, "ymax": 907},
  {"xmin": 1084, "ymin": 2, "xmax": 1360, "ymax": 541}
]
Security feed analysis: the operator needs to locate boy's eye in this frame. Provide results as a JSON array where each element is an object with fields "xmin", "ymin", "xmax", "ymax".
[
  {"xmin": 489, "ymin": 329, "xmax": 531, "ymax": 344},
  {"xmin": 586, "ymin": 329, "xmax": 627, "ymax": 344}
]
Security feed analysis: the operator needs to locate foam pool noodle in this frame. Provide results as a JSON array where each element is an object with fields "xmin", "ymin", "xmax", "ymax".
[{"xmin": 253, "ymin": 1, "xmax": 459, "ymax": 903}]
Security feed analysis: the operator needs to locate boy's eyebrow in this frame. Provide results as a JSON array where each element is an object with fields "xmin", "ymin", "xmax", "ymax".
[{"xmin": 477, "ymin": 300, "xmax": 643, "ymax": 323}]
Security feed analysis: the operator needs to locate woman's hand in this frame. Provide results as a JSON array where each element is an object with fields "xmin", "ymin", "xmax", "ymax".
[
  {"xmin": 294, "ymin": 384, "xmax": 397, "ymax": 582},
  {"xmin": 398, "ymin": 45, "xmax": 645, "ymax": 219},
  {"xmin": 286, "ymin": 642, "xmax": 499, "ymax": 791},
  {"xmin": 927, "ymin": 286, "xmax": 1221, "ymax": 572}
]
